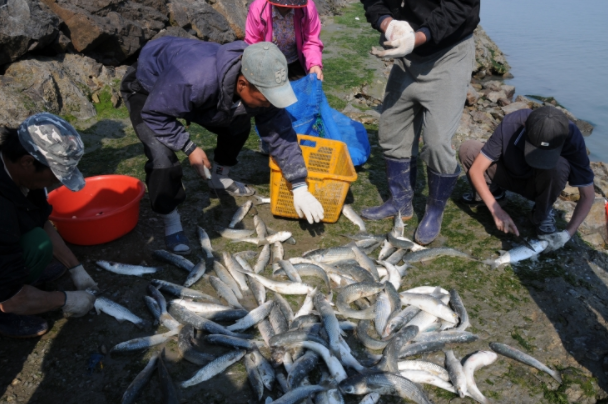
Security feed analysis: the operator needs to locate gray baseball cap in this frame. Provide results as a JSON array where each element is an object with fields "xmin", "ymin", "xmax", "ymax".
[
  {"xmin": 241, "ymin": 42, "xmax": 298, "ymax": 109},
  {"xmin": 17, "ymin": 113, "xmax": 85, "ymax": 192}
]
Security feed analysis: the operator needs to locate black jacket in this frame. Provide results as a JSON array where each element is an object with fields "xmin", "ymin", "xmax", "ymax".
[
  {"xmin": 361, "ymin": 0, "xmax": 480, "ymax": 56},
  {"xmin": 0, "ymin": 160, "xmax": 52, "ymax": 302}
]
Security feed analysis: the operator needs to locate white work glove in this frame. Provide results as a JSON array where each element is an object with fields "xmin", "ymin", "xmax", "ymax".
[
  {"xmin": 539, "ymin": 230, "xmax": 571, "ymax": 253},
  {"xmin": 62, "ymin": 291, "xmax": 96, "ymax": 317},
  {"xmin": 292, "ymin": 186, "xmax": 324, "ymax": 224},
  {"xmin": 371, "ymin": 20, "xmax": 415, "ymax": 59},
  {"xmin": 69, "ymin": 264, "xmax": 99, "ymax": 291}
]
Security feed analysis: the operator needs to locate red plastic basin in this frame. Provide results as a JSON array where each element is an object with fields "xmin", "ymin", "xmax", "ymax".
[{"xmin": 48, "ymin": 175, "xmax": 145, "ymax": 245}]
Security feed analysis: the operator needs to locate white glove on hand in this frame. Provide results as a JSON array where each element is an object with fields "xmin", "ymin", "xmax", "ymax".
[
  {"xmin": 292, "ymin": 186, "xmax": 324, "ymax": 224},
  {"xmin": 371, "ymin": 20, "xmax": 415, "ymax": 59},
  {"xmin": 539, "ymin": 230, "xmax": 571, "ymax": 252},
  {"xmin": 69, "ymin": 264, "xmax": 99, "ymax": 291},
  {"xmin": 63, "ymin": 291, "xmax": 96, "ymax": 317}
]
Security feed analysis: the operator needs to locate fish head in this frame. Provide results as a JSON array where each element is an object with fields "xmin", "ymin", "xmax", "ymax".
[{"xmin": 338, "ymin": 375, "xmax": 369, "ymax": 395}]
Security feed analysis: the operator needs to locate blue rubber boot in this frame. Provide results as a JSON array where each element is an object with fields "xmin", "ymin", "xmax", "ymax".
[
  {"xmin": 414, "ymin": 166, "xmax": 460, "ymax": 245},
  {"xmin": 361, "ymin": 157, "xmax": 416, "ymax": 221}
]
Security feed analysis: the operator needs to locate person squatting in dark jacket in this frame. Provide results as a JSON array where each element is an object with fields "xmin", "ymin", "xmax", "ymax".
[
  {"xmin": 120, "ymin": 39, "xmax": 324, "ymax": 254},
  {"xmin": 0, "ymin": 113, "xmax": 98, "ymax": 338},
  {"xmin": 359, "ymin": 0, "xmax": 480, "ymax": 245}
]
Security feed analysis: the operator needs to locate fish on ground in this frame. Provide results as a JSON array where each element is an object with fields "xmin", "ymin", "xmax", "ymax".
[{"xmin": 96, "ymin": 261, "xmax": 159, "ymax": 276}]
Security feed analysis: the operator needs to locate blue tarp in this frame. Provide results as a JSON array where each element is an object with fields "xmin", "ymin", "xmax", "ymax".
[{"xmin": 285, "ymin": 74, "xmax": 371, "ymax": 166}]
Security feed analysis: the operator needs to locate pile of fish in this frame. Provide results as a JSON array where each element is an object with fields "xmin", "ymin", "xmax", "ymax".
[{"xmin": 92, "ymin": 202, "xmax": 561, "ymax": 404}]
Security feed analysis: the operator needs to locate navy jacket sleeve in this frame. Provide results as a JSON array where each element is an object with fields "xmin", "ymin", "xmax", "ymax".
[
  {"xmin": 140, "ymin": 66, "xmax": 195, "ymax": 152},
  {"xmin": 0, "ymin": 197, "xmax": 27, "ymax": 303},
  {"xmin": 255, "ymin": 108, "xmax": 308, "ymax": 185},
  {"xmin": 361, "ymin": 0, "xmax": 392, "ymax": 31}
]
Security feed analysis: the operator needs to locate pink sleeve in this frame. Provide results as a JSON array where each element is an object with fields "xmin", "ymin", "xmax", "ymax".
[
  {"xmin": 301, "ymin": 0, "xmax": 324, "ymax": 71},
  {"xmin": 245, "ymin": 0, "xmax": 265, "ymax": 45}
]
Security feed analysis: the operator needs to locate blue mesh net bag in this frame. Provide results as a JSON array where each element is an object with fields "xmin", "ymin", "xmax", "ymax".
[{"xmin": 285, "ymin": 74, "xmax": 371, "ymax": 166}]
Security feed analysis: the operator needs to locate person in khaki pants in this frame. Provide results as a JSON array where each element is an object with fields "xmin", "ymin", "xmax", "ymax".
[
  {"xmin": 459, "ymin": 106, "xmax": 595, "ymax": 252},
  {"xmin": 359, "ymin": 0, "xmax": 480, "ymax": 245}
]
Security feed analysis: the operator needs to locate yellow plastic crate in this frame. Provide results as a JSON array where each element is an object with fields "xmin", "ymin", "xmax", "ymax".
[{"xmin": 269, "ymin": 135, "xmax": 357, "ymax": 223}]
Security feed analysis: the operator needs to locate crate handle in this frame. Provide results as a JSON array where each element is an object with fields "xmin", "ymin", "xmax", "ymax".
[{"xmin": 299, "ymin": 139, "xmax": 317, "ymax": 148}]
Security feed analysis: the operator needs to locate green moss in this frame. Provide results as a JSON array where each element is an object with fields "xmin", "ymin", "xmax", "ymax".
[
  {"xmin": 325, "ymin": 93, "xmax": 347, "ymax": 111},
  {"xmin": 93, "ymin": 87, "xmax": 130, "ymax": 120},
  {"xmin": 511, "ymin": 329, "xmax": 534, "ymax": 352}
]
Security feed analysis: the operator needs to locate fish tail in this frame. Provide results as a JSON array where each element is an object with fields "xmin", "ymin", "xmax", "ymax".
[
  {"xmin": 550, "ymin": 369, "xmax": 563, "ymax": 384},
  {"xmin": 481, "ymin": 259, "xmax": 499, "ymax": 269}
]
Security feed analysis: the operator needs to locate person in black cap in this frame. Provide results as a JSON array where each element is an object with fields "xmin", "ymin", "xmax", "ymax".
[
  {"xmin": 459, "ymin": 106, "xmax": 595, "ymax": 252},
  {"xmin": 0, "ymin": 113, "xmax": 98, "ymax": 338}
]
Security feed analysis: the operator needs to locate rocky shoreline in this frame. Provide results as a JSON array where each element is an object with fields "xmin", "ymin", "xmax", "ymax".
[{"xmin": 1, "ymin": 0, "xmax": 606, "ymax": 250}]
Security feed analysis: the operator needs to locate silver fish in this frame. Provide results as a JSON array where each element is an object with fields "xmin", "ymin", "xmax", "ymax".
[
  {"xmin": 178, "ymin": 325, "xmax": 215, "ymax": 365},
  {"xmin": 239, "ymin": 271, "xmax": 315, "ymax": 295},
  {"xmin": 257, "ymin": 319, "xmax": 275, "ymax": 348},
  {"xmin": 383, "ymin": 306, "xmax": 421, "ymax": 338},
  {"xmin": 377, "ymin": 325, "xmax": 419, "ymax": 373},
  {"xmin": 254, "ymin": 215, "xmax": 268, "ymax": 238},
  {"xmin": 147, "ymin": 285, "xmax": 181, "ymax": 331},
  {"xmin": 169, "ymin": 300, "xmax": 247, "ymax": 320},
  {"xmin": 157, "ymin": 350, "xmax": 180, "ymax": 404},
  {"xmin": 229, "ymin": 200, "xmax": 253, "ymax": 228},
  {"xmin": 184, "ymin": 260, "xmax": 206, "ymax": 287},
  {"xmin": 252, "ymin": 349, "xmax": 275, "ymax": 390},
  {"xmin": 490, "ymin": 342, "xmax": 562, "ymax": 383},
  {"xmin": 303, "ymin": 247, "xmax": 355, "ymax": 264},
  {"xmin": 269, "ymin": 303, "xmax": 289, "ymax": 334},
  {"xmin": 197, "ymin": 226, "xmax": 214, "ymax": 259},
  {"xmin": 387, "ymin": 232, "xmax": 414, "ymax": 250},
  {"xmin": 94, "ymin": 297, "xmax": 147, "ymax": 328},
  {"xmin": 358, "ymin": 392, "xmax": 380, "ymax": 404},
  {"xmin": 273, "ymin": 385, "xmax": 327, "ymax": 404},
  {"xmin": 399, "ymin": 341, "xmax": 446, "ymax": 359},
  {"xmin": 267, "ymin": 227, "xmax": 297, "ymax": 245},
  {"xmin": 222, "ymin": 252, "xmax": 250, "ymax": 292},
  {"xmin": 213, "ymin": 260, "xmax": 243, "ymax": 299},
  {"xmin": 378, "ymin": 240, "xmax": 396, "ymax": 261},
  {"xmin": 294, "ymin": 287, "xmax": 317, "ymax": 318},
  {"xmin": 351, "ymin": 246, "xmax": 380, "ymax": 281},
  {"xmin": 463, "ymin": 351, "xmax": 498, "ymax": 404},
  {"xmin": 313, "ymin": 293, "xmax": 343, "ymax": 353},
  {"xmin": 272, "ymin": 241, "xmax": 284, "ymax": 264},
  {"xmin": 144, "ymin": 296, "xmax": 161, "ymax": 322},
  {"xmin": 209, "ymin": 276, "xmax": 244, "ymax": 309},
  {"xmin": 180, "ymin": 350, "xmax": 246, "ymax": 388},
  {"xmin": 111, "ymin": 329, "xmax": 180, "ymax": 352},
  {"xmin": 151, "ymin": 279, "xmax": 221, "ymax": 303},
  {"xmin": 288, "ymin": 350, "xmax": 319, "ymax": 389},
  {"xmin": 266, "ymin": 231, "xmax": 293, "ymax": 244},
  {"xmin": 342, "ymin": 204, "xmax": 366, "ymax": 233},
  {"xmin": 245, "ymin": 353, "xmax": 264, "ymax": 400},
  {"xmin": 385, "ymin": 249, "xmax": 406, "ymax": 265},
  {"xmin": 400, "ymin": 292, "xmax": 458, "ymax": 323},
  {"xmin": 274, "ymin": 292, "xmax": 295, "ymax": 325},
  {"xmin": 483, "ymin": 239, "xmax": 549, "ymax": 269},
  {"xmin": 216, "ymin": 227, "xmax": 256, "ymax": 240},
  {"xmin": 287, "ymin": 341, "xmax": 347, "ymax": 383},
  {"xmin": 235, "ymin": 255, "xmax": 266, "ymax": 305},
  {"xmin": 403, "ymin": 247, "xmax": 476, "ymax": 263},
  {"xmin": 205, "ymin": 334, "xmax": 261, "ymax": 350},
  {"xmin": 392, "ymin": 213, "xmax": 405, "ymax": 237},
  {"xmin": 254, "ymin": 244, "xmax": 271, "ymax": 273},
  {"xmin": 152, "ymin": 250, "xmax": 194, "ymax": 272},
  {"xmin": 445, "ymin": 349, "xmax": 467, "ymax": 398},
  {"xmin": 398, "ymin": 360, "xmax": 451, "ymax": 382},
  {"xmin": 121, "ymin": 353, "xmax": 158, "ymax": 404},
  {"xmin": 96, "ymin": 261, "xmax": 158, "ymax": 277},
  {"xmin": 377, "ymin": 261, "xmax": 401, "ymax": 291},
  {"xmin": 254, "ymin": 195, "xmax": 271, "ymax": 205},
  {"xmin": 356, "ymin": 320, "xmax": 388, "ymax": 350},
  {"xmin": 168, "ymin": 303, "xmax": 251, "ymax": 338},
  {"xmin": 336, "ymin": 282, "xmax": 383, "ymax": 320},
  {"xmin": 398, "ymin": 370, "xmax": 456, "ymax": 394},
  {"xmin": 338, "ymin": 372, "xmax": 433, "ymax": 404},
  {"xmin": 227, "ymin": 300, "xmax": 275, "ymax": 331},
  {"xmin": 374, "ymin": 292, "xmax": 392, "ymax": 336},
  {"xmin": 279, "ymin": 260, "xmax": 302, "ymax": 283},
  {"xmin": 413, "ymin": 331, "xmax": 478, "ymax": 345},
  {"xmin": 449, "ymin": 288, "xmax": 471, "ymax": 332}
]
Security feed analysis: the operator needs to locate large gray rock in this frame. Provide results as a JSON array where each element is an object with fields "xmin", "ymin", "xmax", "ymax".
[
  {"xmin": 39, "ymin": 0, "xmax": 166, "ymax": 65},
  {"xmin": 0, "ymin": 54, "xmax": 124, "ymax": 127},
  {"xmin": 0, "ymin": 0, "xmax": 60, "ymax": 66},
  {"xmin": 211, "ymin": 0, "xmax": 247, "ymax": 39},
  {"xmin": 168, "ymin": 0, "xmax": 235, "ymax": 44}
]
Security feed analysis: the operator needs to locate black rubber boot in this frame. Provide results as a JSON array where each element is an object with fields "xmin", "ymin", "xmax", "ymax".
[
  {"xmin": 361, "ymin": 157, "xmax": 416, "ymax": 221},
  {"xmin": 0, "ymin": 312, "xmax": 48, "ymax": 338},
  {"xmin": 414, "ymin": 166, "xmax": 460, "ymax": 245}
]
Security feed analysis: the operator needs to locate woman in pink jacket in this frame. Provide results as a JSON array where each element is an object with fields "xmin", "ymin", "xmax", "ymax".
[{"xmin": 245, "ymin": 0, "xmax": 324, "ymax": 81}]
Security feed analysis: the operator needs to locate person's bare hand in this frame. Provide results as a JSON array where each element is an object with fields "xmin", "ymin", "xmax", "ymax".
[
  {"xmin": 188, "ymin": 147, "xmax": 211, "ymax": 179},
  {"xmin": 492, "ymin": 207, "xmax": 519, "ymax": 236},
  {"xmin": 309, "ymin": 66, "xmax": 324, "ymax": 81}
]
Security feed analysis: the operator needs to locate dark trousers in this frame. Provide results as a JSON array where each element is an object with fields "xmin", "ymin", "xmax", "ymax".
[
  {"xmin": 120, "ymin": 64, "xmax": 251, "ymax": 214},
  {"xmin": 459, "ymin": 139, "xmax": 570, "ymax": 225},
  {"xmin": 287, "ymin": 61, "xmax": 307, "ymax": 81}
]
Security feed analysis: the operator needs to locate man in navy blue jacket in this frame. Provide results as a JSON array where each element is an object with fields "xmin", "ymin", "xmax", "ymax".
[
  {"xmin": 459, "ymin": 106, "xmax": 595, "ymax": 252},
  {"xmin": 121, "ymin": 39, "xmax": 323, "ymax": 254}
]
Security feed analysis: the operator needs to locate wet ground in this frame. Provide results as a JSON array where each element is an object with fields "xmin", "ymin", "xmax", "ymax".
[{"xmin": 2, "ymin": 2, "xmax": 608, "ymax": 404}]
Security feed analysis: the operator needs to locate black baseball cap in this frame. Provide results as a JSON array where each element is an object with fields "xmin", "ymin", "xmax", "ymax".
[
  {"xmin": 267, "ymin": 0, "xmax": 307, "ymax": 7},
  {"xmin": 524, "ymin": 106, "xmax": 570, "ymax": 170}
]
